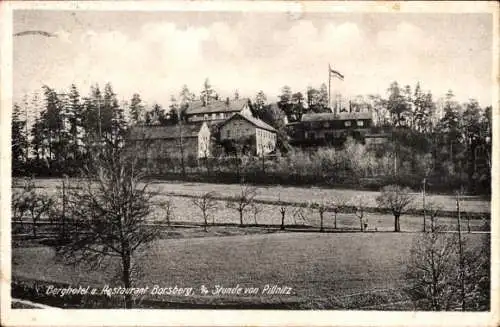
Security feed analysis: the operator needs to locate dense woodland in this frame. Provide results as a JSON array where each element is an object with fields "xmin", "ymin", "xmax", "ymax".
[{"xmin": 12, "ymin": 80, "xmax": 492, "ymax": 195}]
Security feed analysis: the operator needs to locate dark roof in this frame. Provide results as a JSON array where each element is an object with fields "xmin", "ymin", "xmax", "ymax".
[
  {"xmin": 185, "ymin": 98, "xmax": 249, "ymax": 115},
  {"xmin": 221, "ymin": 113, "xmax": 277, "ymax": 133},
  {"xmin": 128, "ymin": 123, "xmax": 205, "ymax": 140},
  {"xmin": 301, "ymin": 111, "xmax": 372, "ymax": 122}
]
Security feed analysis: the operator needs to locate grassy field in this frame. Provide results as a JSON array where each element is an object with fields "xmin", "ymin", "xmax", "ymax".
[
  {"xmin": 12, "ymin": 232, "xmax": 487, "ymax": 309},
  {"xmin": 11, "ymin": 181, "xmax": 490, "ymax": 232},
  {"xmin": 19, "ymin": 178, "xmax": 490, "ymax": 214}
]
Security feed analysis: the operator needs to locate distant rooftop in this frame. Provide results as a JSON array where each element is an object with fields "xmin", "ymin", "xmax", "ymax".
[
  {"xmin": 301, "ymin": 111, "xmax": 372, "ymax": 122},
  {"xmin": 128, "ymin": 122, "xmax": 205, "ymax": 140},
  {"xmin": 185, "ymin": 98, "xmax": 249, "ymax": 115}
]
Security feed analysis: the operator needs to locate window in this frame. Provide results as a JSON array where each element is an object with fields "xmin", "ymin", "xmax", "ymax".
[
  {"xmin": 212, "ymin": 113, "xmax": 217, "ymax": 120},
  {"xmin": 323, "ymin": 122, "xmax": 330, "ymax": 128},
  {"xmin": 357, "ymin": 120, "xmax": 364, "ymax": 127},
  {"xmin": 344, "ymin": 121, "xmax": 351, "ymax": 127},
  {"xmin": 204, "ymin": 114, "xmax": 209, "ymax": 121},
  {"xmin": 226, "ymin": 130, "xmax": 231, "ymax": 138}
]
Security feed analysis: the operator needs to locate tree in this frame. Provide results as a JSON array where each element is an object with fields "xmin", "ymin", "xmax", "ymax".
[
  {"xmin": 66, "ymin": 84, "xmax": 85, "ymax": 163},
  {"xmin": 405, "ymin": 227, "xmax": 460, "ymax": 310},
  {"xmin": 352, "ymin": 196, "xmax": 366, "ymax": 232},
  {"xmin": 405, "ymin": 227, "xmax": 490, "ymax": 311},
  {"xmin": 103, "ymin": 83, "xmax": 127, "ymax": 144},
  {"xmin": 251, "ymin": 202, "xmax": 263, "ymax": 225},
  {"xmin": 460, "ymin": 99, "xmax": 482, "ymax": 192},
  {"xmin": 12, "ymin": 178, "xmax": 35, "ymax": 231},
  {"xmin": 310, "ymin": 200, "xmax": 328, "ymax": 232},
  {"xmin": 368, "ymin": 94, "xmax": 389, "ymax": 127},
  {"xmin": 376, "ymin": 185, "xmax": 414, "ymax": 232},
  {"xmin": 40, "ymin": 85, "xmax": 66, "ymax": 166},
  {"xmin": 179, "ymin": 84, "xmax": 195, "ymax": 122},
  {"xmin": 26, "ymin": 191, "xmax": 53, "ymax": 238},
  {"xmin": 129, "ymin": 93, "xmax": 144, "ymax": 126},
  {"xmin": 331, "ymin": 196, "xmax": 347, "ymax": 230},
  {"xmin": 291, "ymin": 92, "xmax": 306, "ymax": 121},
  {"xmin": 226, "ymin": 184, "xmax": 257, "ymax": 226},
  {"xmin": 277, "ymin": 85, "xmax": 294, "ymax": 119},
  {"xmin": 12, "ymin": 103, "xmax": 28, "ymax": 173},
  {"xmin": 192, "ymin": 192, "xmax": 219, "ymax": 232},
  {"xmin": 168, "ymin": 96, "xmax": 179, "ymax": 125},
  {"xmin": 424, "ymin": 201, "xmax": 442, "ymax": 233},
  {"xmin": 254, "ymin": 90, "xmax": 267, "ymax": 112},
  {"xmin": 159, "ymin": 197, "xmax": 175, "ymax": 227},
  {"xmin": 318, "ymin": 83, "xmax": 329, "ymax": 110},
  {"xmin": 438, "ymin": 90, "xmax": 462, "ymax": 164},
  {"xmin": 386, "ymin": 81, "xmax": 409, "ymax": 127},
  {"xmin": 200, "ymin": 78, "xmax": 217, "ymax": 105},
  {"xmin": 145, "ymin": 104, "xmax": 168, "ymax": 126},
  {"xmin": 82, "ymin": 84, "xmax": 103, "ymax": 141},
  {"xmin": 57, "ymin": 137, "xmax": 160, "ymax": 308}
]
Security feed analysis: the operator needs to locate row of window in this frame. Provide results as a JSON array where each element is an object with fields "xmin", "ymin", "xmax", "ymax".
[
  {"xmin": 307, "ymin": 120, "xmax": 366, "ymax": 128},
  {"xmin": 201, "ymin": 112, "xmax": 229, "ymax": 120}
]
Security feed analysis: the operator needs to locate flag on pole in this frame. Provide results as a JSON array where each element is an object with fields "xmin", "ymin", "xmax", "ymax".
[{"xmin": 329, "ymin": 65, "xmax": 344, "ymax": 80}]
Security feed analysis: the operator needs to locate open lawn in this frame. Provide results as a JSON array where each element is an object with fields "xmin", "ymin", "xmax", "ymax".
[{"xmin": 12, "ymin": 232, "xmax": 487, "ymax": 309}]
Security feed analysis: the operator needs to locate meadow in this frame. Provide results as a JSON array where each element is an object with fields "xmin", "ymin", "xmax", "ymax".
[
  {"xmin": 12, "ymin": 232, "xmax": 487, "ymax": 309},
  {"xmin": 18, "ymin": 178, "xmax": 490, "ymax": 214}
]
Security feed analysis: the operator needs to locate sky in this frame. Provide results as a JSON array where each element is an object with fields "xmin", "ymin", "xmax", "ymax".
[{"xmin": 13, "ymin": 9, "xmax": 494, "ymax": 108}]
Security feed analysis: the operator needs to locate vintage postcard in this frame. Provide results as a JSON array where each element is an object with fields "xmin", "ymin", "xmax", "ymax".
[{"xmin": 1, "ymin": 1, "xmax": 498, "ymax": 326}]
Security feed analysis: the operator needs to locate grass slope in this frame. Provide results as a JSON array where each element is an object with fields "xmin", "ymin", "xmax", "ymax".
[{"xmin": 12, "ymin": 232, "xmax": 485, "ymax": 308}]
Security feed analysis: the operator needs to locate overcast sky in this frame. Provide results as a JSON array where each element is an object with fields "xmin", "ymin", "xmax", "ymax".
[{"xmin": 13, "ymin": 9, "xmax": 493, "ymax": 107}]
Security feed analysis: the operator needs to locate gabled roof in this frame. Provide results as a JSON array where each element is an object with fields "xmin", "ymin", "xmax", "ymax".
[
  {"xmin": 221, "ymin": 113, "xmax": 277, "ymax": 133},
  {"xmin": 301, "ymin": 111, "xmax": 372, "ymax": 122},
  {"xmin": 185, "ymin": 98, "xmax": 249, "ymax": 115},
  {"xmin": 128, "ymin": 122, "xmax": 206, "ymax": 140}
]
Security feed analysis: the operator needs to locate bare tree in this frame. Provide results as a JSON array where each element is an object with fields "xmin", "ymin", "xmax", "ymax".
[
  {"xmin": 405, "ymin": 226, "xmax": 460, "ymax": 310},
  {"xmin": 159, "ymin": 197, "xmax": 175, "ymax": 227},
  {"xmin": 26, "ymin": 192, "xmax": 53, "ymax": 238},
  {"xmin": 251, "ymin": 202, "xmax": 263, "ymax": 225},
  {"xmin": 405, "ymin": 227, "xmax": 490, "ymax": 311},
  {"xmin": 425, "ymin": 201, "xmax": 442, "ymax": 233},
  {"xmin": 226, "ymin": 184, "xmax": 257, "ymax": 226},
  {"xmin": 192, "ymin": 192, "xmax": 219, "ymax": 232},
  {"xmin": 352, "ymin": 196, "xmax": 366, "ymax": 232},
  {"xmin": 291, "ymin": 206, "xmax": 308, "ymax": 225},
  {"xmin": 455, "ymin": 189, "xmax": 466, "ymax": 311},
  {"xmin": 310, "ymin": 200, "xmax": 328, "ymax": 232},
  {"xmin": 57, "ymin": 139, "xmax": 160, "ymax": 308},
  {"xmin": 376, "ymin": 185, "xmax": 414, "ymax": 232},
  {"xmin": 331, "ymin": 195, "xmax": 347, "ymax": 230},
  {"xmin": 12, "ymin": 178, "xmax": 34, "ymax": 231}
]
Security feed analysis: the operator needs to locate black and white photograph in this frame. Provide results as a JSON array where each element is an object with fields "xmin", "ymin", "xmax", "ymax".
[{"xmin": 1, "ymin": 1, "xmax": 498, "ymax": 326}]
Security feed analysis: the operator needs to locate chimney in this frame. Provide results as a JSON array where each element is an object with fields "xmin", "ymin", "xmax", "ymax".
[{"xmin": 225, "ymin": 97, "xmax": 230, "ymax": 105}]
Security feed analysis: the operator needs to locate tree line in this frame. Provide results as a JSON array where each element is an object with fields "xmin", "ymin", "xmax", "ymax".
[{"xmin": 12, "ymin": 80, "xmax": 492, "ymax": 194}]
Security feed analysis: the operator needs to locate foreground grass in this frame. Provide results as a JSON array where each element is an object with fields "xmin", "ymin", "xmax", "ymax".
[{"xmin": 12, "ymin": 232, "xmax": 486, "ymax": 309}]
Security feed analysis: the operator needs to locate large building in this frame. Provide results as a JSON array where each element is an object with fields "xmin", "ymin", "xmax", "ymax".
[
  {"xmin": 184, "ymin": 98, "xmax": 252, "ymax": 124},
  {"xmin": 128, "ymin": 122, "xmax": 211, "ymax": 159},
  {"xmin": 288, "ymin": 111, "xmax": 373, "ymax": 145},
  {"xmin": 219, "ymin": 112, "xmax": 277, "ymax": 156}
]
